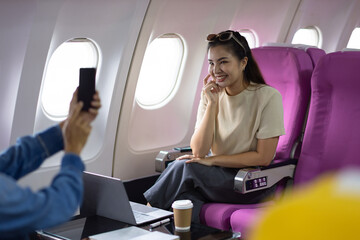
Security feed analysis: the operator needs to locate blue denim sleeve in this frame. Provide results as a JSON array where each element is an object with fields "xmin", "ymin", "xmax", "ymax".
[
  {"xmin": 0, "ymin": 125, "xmax": 64, "ymax": 179},
  {"xmin": 0, "ymin": 153, "xmax": 85, "ymax": 238}
]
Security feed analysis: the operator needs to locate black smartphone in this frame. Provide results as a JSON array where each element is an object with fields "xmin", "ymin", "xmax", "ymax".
[{"xmin": 78, "ymin": 68, "xmax": 96, "ymax": 111}]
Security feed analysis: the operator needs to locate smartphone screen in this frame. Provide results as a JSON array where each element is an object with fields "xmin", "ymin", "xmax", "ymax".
[{"xmin": 78, "ymin": 68, "xmax": 96, "ymax": 111}]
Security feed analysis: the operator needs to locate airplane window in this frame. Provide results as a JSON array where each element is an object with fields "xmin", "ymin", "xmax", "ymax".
[
  {"xmin": 238, "ymin": 29, "xmax": 258, "ymax": 48},
  {"xmin": 292, "ymin": 26, "xmax": 322, "ymax": 48},
  {"xmin": 135, "ymin": 34, "xmax": 184, "ymax": 108},
  {"xmin": 347, "ymin": 28, "xmax": 360, "ymax": 49},
  {"xmin": 41, "ymin": 38, "xmax": 99, "ymax": 119}
]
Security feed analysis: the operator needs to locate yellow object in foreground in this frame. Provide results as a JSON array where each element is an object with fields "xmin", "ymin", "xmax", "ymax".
[{"xmin": 249, "ymin": 169, "xmax": 360, "ymax": 240}]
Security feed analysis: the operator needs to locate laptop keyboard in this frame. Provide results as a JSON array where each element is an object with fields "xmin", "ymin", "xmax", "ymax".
[
  {"xmin": 130, "ymin": 201, "xmax": 173, "ymax": 223},
  {"xmin": 133, "ymin": 210, "xmax": 152, "ymax": 222},
  {"xmin": 130, "ymin": 202, "xmax": 155, "ymax": 213}
]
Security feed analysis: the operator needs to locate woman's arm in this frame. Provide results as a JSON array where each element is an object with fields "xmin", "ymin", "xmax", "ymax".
[
  {"xmin": 190, "ymin": 75, "xmax": 220, "ymax": 157},
  {"xmin": 190, "ymin": 102, "xmax": 217, "ymax": 157},
  {"xmin": 186, "ymin": 137, "xmax": 279, "ymax": 168}
]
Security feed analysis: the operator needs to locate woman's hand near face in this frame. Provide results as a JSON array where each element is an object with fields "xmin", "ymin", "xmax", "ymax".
[
  {"xmin": 203, "ymin": 74, "xmax": 221, "ymax": 106},
  {"xmin": 189, "ymin": 74, "xmax": 220, "ymax": 158}
]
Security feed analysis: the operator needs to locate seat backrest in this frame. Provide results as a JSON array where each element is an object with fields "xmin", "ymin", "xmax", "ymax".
[
  {"xmin": 252, "ymin": 46, "xmax": 313, "ymax": 159},
  {"xmin": 305, "ymin": 47, "xmax": 326, "ymax": 67},
  {"xmin": 294, "ymin": 51, "xmax": 360, "ymax": 185},
  {"xmin": 262, "ymin": 43, "xmax": 326, "ymax": 68}
]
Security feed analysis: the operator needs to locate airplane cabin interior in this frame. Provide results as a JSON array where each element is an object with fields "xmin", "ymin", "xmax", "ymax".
[{"xmin": 0, "ymin": 0, "xmax": 360, "ymax": 239}]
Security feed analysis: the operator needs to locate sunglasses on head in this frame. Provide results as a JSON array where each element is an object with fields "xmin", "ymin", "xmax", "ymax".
[{"xmin": 207, "ymin": 31, "xmax": 246, "ymax": 53}]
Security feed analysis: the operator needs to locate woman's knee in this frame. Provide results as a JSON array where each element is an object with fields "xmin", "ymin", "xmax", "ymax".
[
  {"xmin": 161, "ymin": 160, "xmax": 187, "ymax": 177},
  {"xmin": 168, "ymin": 160, "xmax": 206, "ymax": 177},
  {"xmin": 169, "ymin": 159, "xmax": 187, "ymax": 170}
]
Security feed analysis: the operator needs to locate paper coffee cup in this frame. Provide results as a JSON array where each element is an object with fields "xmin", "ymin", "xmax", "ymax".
[{"xmin": 172, "ymin": 200, "xmax": 193, "ymax": 231}]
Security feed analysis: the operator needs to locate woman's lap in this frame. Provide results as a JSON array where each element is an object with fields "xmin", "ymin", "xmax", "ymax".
[{"xmin": 144, "ymin": 160, "xmax": 275, "ymax": 222}]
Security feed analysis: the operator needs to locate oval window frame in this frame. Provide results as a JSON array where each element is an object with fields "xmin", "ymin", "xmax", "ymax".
[
  {"xmin": 135, "ymin": 33, "xmax": 185, "ymax": 109},
  {"xmin": 41, "ymin": 38, "xmax": 99, "ymax": 120},
  {"xmin": 291, "ymin": 26, "xmax": 322, "ymax": 48},
  {"xmin": 347, "ymin": 27, "xmax": 360, "ymax": 49},
  {"xmin": 238, "ymin": 29, "xmax": 259, "ymax": 48}
]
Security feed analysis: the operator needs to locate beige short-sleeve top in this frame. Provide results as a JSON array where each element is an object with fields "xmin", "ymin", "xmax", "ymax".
[{"xmin": 195, "ymin": 84, "xmax": 285, "ymax": 156}]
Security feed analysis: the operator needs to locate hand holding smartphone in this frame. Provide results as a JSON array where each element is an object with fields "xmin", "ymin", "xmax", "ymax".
[{"xmin": 78, "ymin": 68, "xmax": 96, "ymax": 111}]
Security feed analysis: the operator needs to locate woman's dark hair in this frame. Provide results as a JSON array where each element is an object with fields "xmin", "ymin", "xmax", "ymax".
[{"xmin": 207, "ymin": 30, "xmax": 266, "ymax": 85}]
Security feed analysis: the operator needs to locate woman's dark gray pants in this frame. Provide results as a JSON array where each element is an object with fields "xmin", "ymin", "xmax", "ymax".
[{"xmin": 144, "ymin": 160, "xmax": 274, "ymax": 223}]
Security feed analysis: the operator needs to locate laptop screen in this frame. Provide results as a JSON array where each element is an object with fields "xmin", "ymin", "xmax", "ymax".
[
  {"xmin": 80, "ymin": 172, "xmax": 138, "ymax": 224},
  {"xmin": 80, "ymin": 171, "xmax": 173, "ymax": 225}
]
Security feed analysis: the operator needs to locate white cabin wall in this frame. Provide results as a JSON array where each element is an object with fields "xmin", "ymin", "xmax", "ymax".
[
  {"xmin": 230, "ymin": 0, "xmax": 301, "ymax": 45},
  {"xmin": 0, "ymin": 0, "xmax": 38, "ymax": 150},
  {"xmin": 11, "ymin": 0, "xmax": 64, "ymax": 144},
  {"xmin": 336, "ymin": 0, "xmax": 360, "ymax": 50},
  {"xmin": 286, "ymin": 0, "xmax": 360, "ymax": 52},
  {"xmin": 114, "ymin": 0, "xmax": 242, "ymax": 180},
  {"xmin": 2, "ymin": 0, "xmax": 150, "ymax": 190}
]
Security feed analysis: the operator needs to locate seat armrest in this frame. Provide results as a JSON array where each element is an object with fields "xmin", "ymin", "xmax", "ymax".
[
  {"xmin": 155, "ymin": 147, "xmax": 192, "ymax": 172},
  {"xmin": 234, "ymin": 159, "xmax": 298, "ymax": 194}
]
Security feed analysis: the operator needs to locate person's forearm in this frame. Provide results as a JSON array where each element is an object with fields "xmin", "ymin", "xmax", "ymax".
[
  {"xmin": 0, "ymin": 155, "xmax": 84, "ymax": 237},
  {"xmin": 0, "ymin": 126, "xmax": 63, "ymax": 179},
  {"xmin": 190, "ymin": 104, "xmax": 217, "ymax": 157},
  {"xmin": 204, "ymin": 138, "xmax": 279, "ymax": 168},
  {"xmin": 206, "ymin": 151, "xmax": 267, "ymax": 168}
]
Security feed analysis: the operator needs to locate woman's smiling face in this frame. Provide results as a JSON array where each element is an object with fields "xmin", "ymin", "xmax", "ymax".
[{"xmin": 208, "ymin": 45, "xmax": 247, "ymax": 95}]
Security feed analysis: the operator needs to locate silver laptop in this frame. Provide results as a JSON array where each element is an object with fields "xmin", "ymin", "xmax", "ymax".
[{"xmin": 80, "ymin": 171, "xmax": 173, "ymax": 225}]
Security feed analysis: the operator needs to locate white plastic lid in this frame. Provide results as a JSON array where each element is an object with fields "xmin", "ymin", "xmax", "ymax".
[{"xmin": 172, "ymin": 200, "xmax": 193, "ymax": 209}]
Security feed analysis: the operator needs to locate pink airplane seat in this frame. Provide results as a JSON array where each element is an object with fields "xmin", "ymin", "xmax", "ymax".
[
  {"xmin": 305, "ymin": 47, "xmax": 326, "ymax": 67},
  {"xmin": 230, "ymin": 50, "xmax": 360, "ymax": 238},
  {"xmin": 262, "ymin": 43, "xmax": 326, "ymax": 68},
  {"xmin": 199, "ymin": 46, "xmax": 314, "ymax": 230},
  {"xmin": 252, "ymin": 46, "xmax": 314, "ymax": 159}
]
